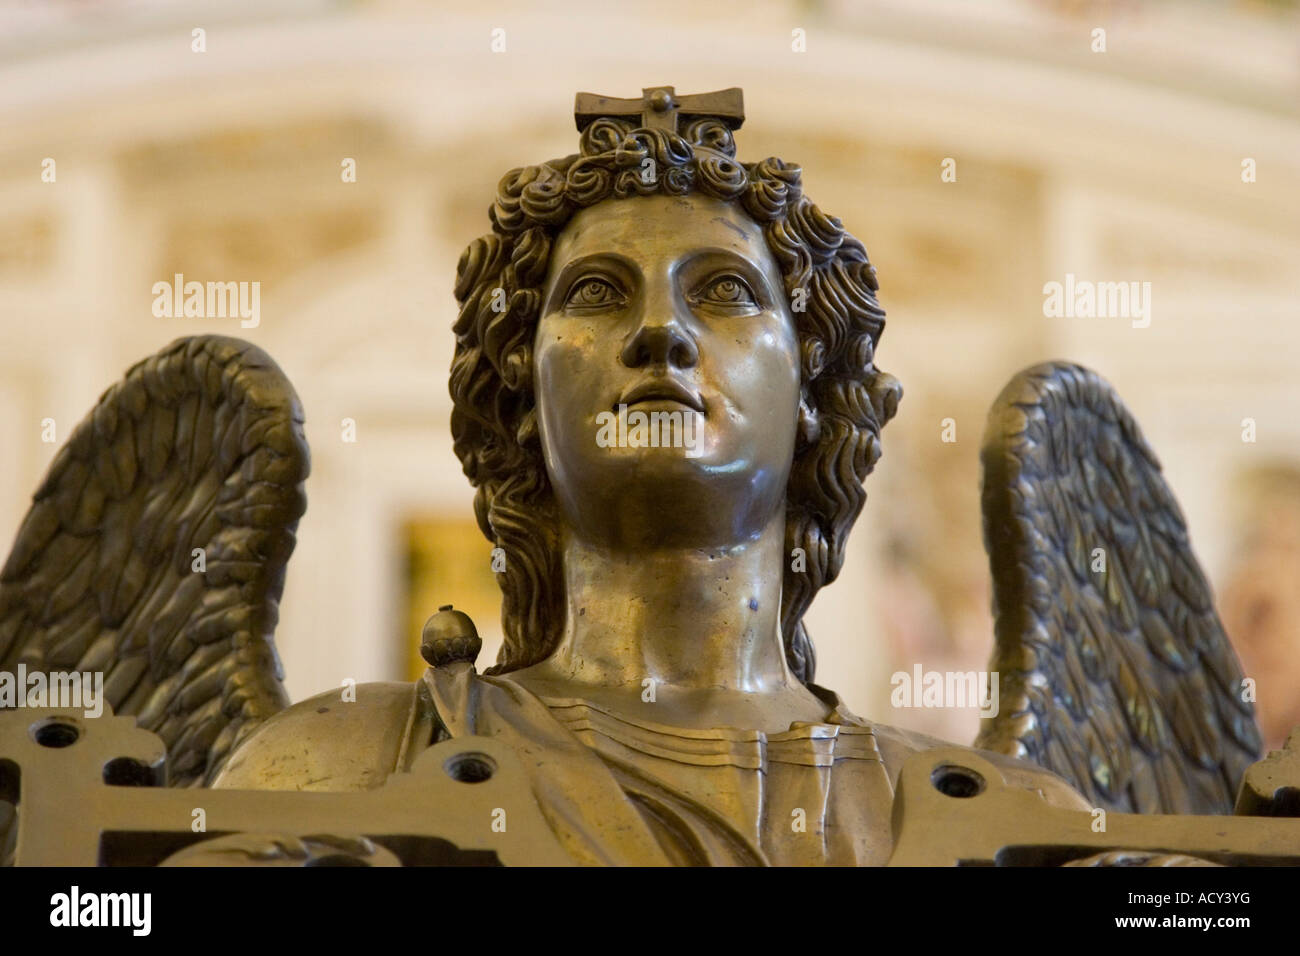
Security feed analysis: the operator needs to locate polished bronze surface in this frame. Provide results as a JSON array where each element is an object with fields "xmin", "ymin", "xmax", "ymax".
[
  {"xmin": 0, "ymin": 85, "xmax": 1282, "ymax": 866},
  {"xmin": 514, "ymin": 191, "xmax": 817, "ymax": 733}
]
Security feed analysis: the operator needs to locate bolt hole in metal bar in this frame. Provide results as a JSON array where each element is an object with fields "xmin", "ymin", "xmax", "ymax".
[
  {"xmin": 103, "ymin": 757, "xmax": 164, "ymax": 787},
  {"xmin": 931, "ymin": 764, "xmax": 986, "ymax": 798},
  {"xmin": 444, "ymin": 752, "xmax": 497, "ymax": 784},
  {"xmin": 31, "ymin": 719, "xmax": 79, "ymax": 749}
]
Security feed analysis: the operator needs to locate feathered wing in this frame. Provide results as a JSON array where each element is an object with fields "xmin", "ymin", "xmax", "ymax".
[
  {"xmin": 0, "ymin": 336, "xmax": 308, "ymax": 786},
  {"xmin": 975, "ymin": 362, "xmax": 1260, "ymax": 814}
]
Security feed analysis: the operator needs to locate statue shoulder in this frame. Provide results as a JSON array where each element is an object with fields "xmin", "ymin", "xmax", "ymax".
[
  {"xmin": 869, "ymin": 722, "xmax": 1092, "ymax": 812},
  {"xmin": 211, "ymin": 682, "xmax": 422, "ymax": 792}
]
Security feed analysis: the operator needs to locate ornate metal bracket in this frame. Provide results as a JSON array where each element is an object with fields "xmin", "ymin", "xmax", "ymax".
[
  {"xmin": 0, "ymin": 706, "xmax": 570, "ymax": 866},
  {"xmin": 888, "ymin": 734, "xmax": 1300, "ymax": 866},
  {"xmin": 7, "ymin": 704, "xmax": 1300, "ymax": 866}
]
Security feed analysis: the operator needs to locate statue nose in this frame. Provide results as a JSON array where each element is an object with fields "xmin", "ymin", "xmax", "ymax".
[{"xmin": 620, "ymin": 314, "xmax": 699, "ymax": 370}]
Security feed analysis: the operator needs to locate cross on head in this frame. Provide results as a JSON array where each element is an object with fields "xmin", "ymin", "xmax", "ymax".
[{"xmin": 574, "ymin": 86, "xmax": 744, "ymax": 134}]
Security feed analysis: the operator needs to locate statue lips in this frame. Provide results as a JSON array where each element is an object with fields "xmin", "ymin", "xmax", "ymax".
[{"xmin": 617, "ymin": 377, "xmax": 705, "ymax": 414}]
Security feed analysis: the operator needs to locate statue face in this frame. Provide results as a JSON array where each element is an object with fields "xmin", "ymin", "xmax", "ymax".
[{"xmin": 535, "ymin": 192, "xmax": 801, "ymax": 546}]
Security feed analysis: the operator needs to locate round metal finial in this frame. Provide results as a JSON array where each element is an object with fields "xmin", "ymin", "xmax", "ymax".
[
  {"xmin": 420, "ymin": 605, "xmax": 482, "ymax": 667},
  {"xmin": 649, "ymin": 89, "xmax": 674, "ymax": 112}
]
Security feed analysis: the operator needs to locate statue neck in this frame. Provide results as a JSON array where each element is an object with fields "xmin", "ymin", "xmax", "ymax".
[{"xmin": 532, "ymin": 514, "xmax": 797, "ymax": 694}]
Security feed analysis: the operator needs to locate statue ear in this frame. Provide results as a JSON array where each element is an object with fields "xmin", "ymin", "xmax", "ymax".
[
  {"xmin": 516, "ymin": 407, "xmax": 540, "ymax": 448},
  {"xmin": 870, "ymin": 371, "xmax": 903, "ymax": 426},
  {"xmin": 797, "ymin": 395, "xmax": 820, "ymax": 447},
  {"xmin": 500, "ymin": 345, "xmax": 533, "ymax": 393}
]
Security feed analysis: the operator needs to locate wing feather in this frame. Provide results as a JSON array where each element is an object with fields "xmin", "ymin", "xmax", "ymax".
[
  {"xmin": 0, "ymin": 336, "xmax": 308, "ymax": 786},
  {"xmin": 975, "ymin": 362, "xmax": 1260, "ymax": 813}
]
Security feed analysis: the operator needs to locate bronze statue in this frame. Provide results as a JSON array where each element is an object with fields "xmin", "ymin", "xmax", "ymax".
[{"xmin": 0, "ymin": 87, "xmax": 1271, "ymax": 865}]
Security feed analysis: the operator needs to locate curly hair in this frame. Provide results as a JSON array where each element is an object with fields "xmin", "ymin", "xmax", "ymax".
[{"xmin": 450, "ymin": 116, "xmax": 901, "ymax": 684}]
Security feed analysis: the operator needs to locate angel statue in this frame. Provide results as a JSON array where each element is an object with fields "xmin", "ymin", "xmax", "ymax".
[{"xmin": 0, "ymin": 87, "xmax": 1263, "ymax": 866}]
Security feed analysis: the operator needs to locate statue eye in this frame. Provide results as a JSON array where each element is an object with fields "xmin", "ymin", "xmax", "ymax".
[
  {"xmin": 697, "ymin": 275, "xmax": 757, "ymax": 308},
  {"xmin": 565, "ymin": 277, "xmax": 624, "ymax": 310}
]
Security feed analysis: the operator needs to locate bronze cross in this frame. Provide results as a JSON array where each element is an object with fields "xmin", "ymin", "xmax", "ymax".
[{"xmin": 574, "ymin": 86, "xmax": 744, "ymax": 133}]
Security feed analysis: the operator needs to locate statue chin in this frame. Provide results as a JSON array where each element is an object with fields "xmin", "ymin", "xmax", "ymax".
[
  {"xmin": 541, "ymin": 405, "xmax": 793, "ymax": 548},
  {"xmin": 548, "ymin": 450, "xmax": 788, "ymax": 549}
]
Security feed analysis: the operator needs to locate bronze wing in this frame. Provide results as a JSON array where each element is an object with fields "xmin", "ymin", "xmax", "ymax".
[
  {"xmin": 0, "ymin": 336, "xmax": 308, "ymax": 786},
  {"xmin": 975, "ymin": 362, "xmax": 1260, "ymax": 813}
]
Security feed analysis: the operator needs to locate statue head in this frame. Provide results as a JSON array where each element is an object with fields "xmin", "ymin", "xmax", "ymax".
[{"xmin": 450, "ymin": 88, "xmax": 900, "ymax": 683}]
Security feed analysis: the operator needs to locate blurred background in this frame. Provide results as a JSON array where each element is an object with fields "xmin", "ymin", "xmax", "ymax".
[{"xmin": 1, "ymin": 0, "xmax": 1298, "ymax": 747}]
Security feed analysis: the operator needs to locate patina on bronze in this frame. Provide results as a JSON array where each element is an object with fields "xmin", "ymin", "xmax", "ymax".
[{"xmin": 0, "ymin": 86, "xmax": 1282, "ymax": 866}]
